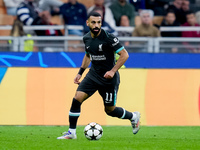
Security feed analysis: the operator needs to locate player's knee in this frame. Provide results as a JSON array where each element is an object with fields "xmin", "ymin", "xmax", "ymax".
[
  {"xmin": 105, "ymin": 109, "xmax": 111, "ymax": 115},
  {"xmin": 74, "ymin": 91, "xmax": 88, "ymax": 103},
  {"xmin": 104, "ymin": 106, "xmax": 115, "ymax": 115},
  {"xmin": 73, "ymin": 96, "xmax": 83, "ymax": 103}
]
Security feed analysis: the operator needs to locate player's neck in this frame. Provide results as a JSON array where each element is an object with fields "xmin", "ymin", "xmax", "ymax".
[{"xmin": 91, "ymin": 29, "xmax": 102, "ymax": 38}]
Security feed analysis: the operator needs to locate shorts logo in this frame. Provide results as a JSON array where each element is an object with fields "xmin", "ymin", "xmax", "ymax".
[{"xmin": 99, "ymin": 44, "xmax": 103, "ymax": 51}]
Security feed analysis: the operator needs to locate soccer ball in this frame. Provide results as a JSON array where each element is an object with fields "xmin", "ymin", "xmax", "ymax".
[{"xmin": 84, "ymin": 122, "xmax": 103, "ymax": 140}]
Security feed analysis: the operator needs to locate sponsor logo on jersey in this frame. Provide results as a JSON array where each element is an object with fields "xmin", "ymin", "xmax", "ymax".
[
  {"xmin": 86, "ymin": 46, "xmax": 90, "ymax": 49},
  {"xmin": 112, "ymin": 38, "xmax": 119, "ymax": 46},
  {"xmin": 91, "ymin": 55, "xmax": 106, "ymax": 61}
]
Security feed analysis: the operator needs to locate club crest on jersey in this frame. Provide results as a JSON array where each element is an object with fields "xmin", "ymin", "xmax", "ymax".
[{"xmin": 99, "ymin": 44, "xmax": 103, "ymax": 51}]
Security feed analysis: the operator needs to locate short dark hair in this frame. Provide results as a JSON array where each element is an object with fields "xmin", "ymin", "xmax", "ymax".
[
  {"xmin": 87, "ymin": 11, "xmax": 101, "ymax": 19},
  {"xmin": 165, "ymin": 10, "xmax": 175, "ymax": 16},
  {"xmin": 185, "ymin": 10, "xmax": 194, "ymax": 16}
]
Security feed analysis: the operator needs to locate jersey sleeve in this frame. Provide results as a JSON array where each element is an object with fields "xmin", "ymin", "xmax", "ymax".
[
  {"xmin": 83, "ymin": 36, "xmax": 89, "ymax": 54},
  {"xmin": 107, "ymin": 33, "xmax": 124, "ymax": 53}
]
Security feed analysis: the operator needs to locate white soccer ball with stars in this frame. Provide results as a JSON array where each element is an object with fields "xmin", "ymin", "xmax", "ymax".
[{"xmin": 84, "ymin": 122, "xmax": 103, "ymax": 140}]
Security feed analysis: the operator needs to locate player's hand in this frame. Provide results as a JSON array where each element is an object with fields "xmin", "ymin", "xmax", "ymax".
[
  {"xmin": 104, "ymin": 71, "xmax": 115, "ymax": 79},
  {"xmin": 74, "ymin": 74, "xmax": 82, "ymax": 84}
]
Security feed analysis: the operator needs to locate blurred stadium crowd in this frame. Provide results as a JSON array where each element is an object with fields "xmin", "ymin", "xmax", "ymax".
[{"xmin": 0, "ymin": 0, "xmax": 200, "ymax": 53}]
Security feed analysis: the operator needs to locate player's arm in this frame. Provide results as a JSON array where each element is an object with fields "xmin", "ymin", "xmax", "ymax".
[
  {"xmin": 104, "ymin": 49, "xmax": 129, "ymax": 79},
  {"xmin": 112, "ymin": 49, "xmax": 129, "ymax": 72},
  {"xmin": 74, "ymin": 54, "xmax": 91, "ymax": 84},
  {"xmin": 80, "ymin": 53, "xmax": 91, "ymax": 69}
]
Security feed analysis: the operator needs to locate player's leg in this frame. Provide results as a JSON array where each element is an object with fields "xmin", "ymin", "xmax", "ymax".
[
  {"xmin": 68, "ymin": 91, "xmax": 89, "ymax": 138},
  {"xmin": 57, "ymin": 91, "xmax": 89, "ymax": 140},
  {"xmin": 57, "ymin": 77, "xmax": 97, "ymax": 139},
  {"xmin": 105, "ymin": 105, "xmax": 140, "ymax": 134},
  {"xmin": 99, "ymin": 85, "xmax": 140, "ymax": 134},
  {"xmin": 104, "ymin": 105, "xmax": 133, "ymax": 120},
  {"xmin": 99, "ymin": 87, "xmax": 134, "ymax": 120}
]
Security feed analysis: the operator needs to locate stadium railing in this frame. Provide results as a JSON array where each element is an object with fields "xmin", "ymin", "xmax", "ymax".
[{"xmin": 0, "ymin": 25, "xmax": 200, "ymax": 53}]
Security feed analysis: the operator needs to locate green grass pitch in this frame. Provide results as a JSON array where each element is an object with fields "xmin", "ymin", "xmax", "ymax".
[{"xmin": 0, "ymin": 126, "xmax": 200, "ymax": 150}]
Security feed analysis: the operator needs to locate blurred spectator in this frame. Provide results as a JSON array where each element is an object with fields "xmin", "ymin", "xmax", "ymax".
[
  {"xmin": 104, "ymin": 0, "xmax": 116, "ymax": 7},
  {"xmin": 167, "ymin": 0, "xmax": 183, "ymax": 24},
  {"xmin": 132, "ymin": 10, "xmax": 160, "ymax": 37},
  {"xmin": 132, "ymin": 10, "xmax": 160, "ymax": 52},
  {"xmin": 3, "ymin": 0, "xmax": 24, "ymax": 16},
  {"xmin": 109, "ymin": 0, "xmax": 136, "ymax": 26},
  {"xmin": 161, "ymin": 11, "xmax": 181, "ymax": 53},
  {"xmin": 9, "ymin": 18, "xmax": 35, "ymax": 52},
  {"xmin": 182, "ymin": 11, "xmax": 200, "ymax": 37},
  {"xmin": 146, "ymin": 0, "xmax": 173, "ymax": 13},
  {"xmin": 129, "ymin": 0, "xmax": 146, "ymax": 12},
  {"xmin": 182, "ymin": 0, "xmax": 190, "ymax": 12},
  {"xmin": 120, "ymin": 15, "xmax": 130, "ymax": 27},
  {"xmin": 37, "ymin": 11, "xmax": 63, "ymax": 36},
  {"xmin": 52, "ymin": 0, "xmax": 87, "ymax": 36},
  {"xmin": 118, "ymin": 15, "xmax": 132, "ymax": 47},
  {"xmin": 84, "ymin": 7, "xmax": 116, "ymax": 34},
  {"xmin": 195, "ymin": 11, "xmax": 200, "ymax": 24},
  {"xmin": 17, "ymin": 0, "xmax": 43, "ymax": 26},
  {"xmin": 39, "ymin": 0, "xmax": 63, "ymax": 12},
  {"xmin": 87, "ymin": 0, "xmax": 116, "ymax": 29},
  {"xmin": 17, "ymin": 0, "xmax": 45, "ymax": 36},
  {"xmin": 152, "ymin": 0, "xmax": 170, "ymax": 16},
  {"xmin": 179, "ymin": 0, "xmax": 190, "ymax": 24},
  {"xmin": 161, "ymin": 11, "xmax": 181, "ymax": 37},
  {"xmin": 145, "ymin": 0, "xmax": 155, "ymax": 10},
  {"xmin": 182, "ymin": 11, "xmax": 200, "ymax": 53},
  {"xmin": 37, "ymin": 11, "xmax": 64, "ymax": 52}
]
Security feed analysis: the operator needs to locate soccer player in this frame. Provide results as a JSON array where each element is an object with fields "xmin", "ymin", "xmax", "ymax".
[{"xmin": 57, "ymin": 12, "xmax": 140, "ymax": 139}]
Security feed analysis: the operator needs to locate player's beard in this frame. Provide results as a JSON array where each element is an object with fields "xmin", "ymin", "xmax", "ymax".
[{"xmin": 90, "ymin": 27, "xmax": 100, "ymax": 36}]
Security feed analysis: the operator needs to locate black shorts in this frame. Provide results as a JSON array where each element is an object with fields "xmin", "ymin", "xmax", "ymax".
[{"xmin": 77, "ymin": 76, "xmax": 119, "ymax": 106}]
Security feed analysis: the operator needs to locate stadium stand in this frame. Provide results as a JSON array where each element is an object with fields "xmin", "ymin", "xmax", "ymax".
[
  {"xmin": 0, "ymin": 0, "xmax": 6, "ymax": 14},
  {"xmin": 153, "ymin": 16, "xmax": 164, "ymax": 26},
  {"xmin": 0, "ymin": 15, "xmax": 15, "ymax": 36},
  {"xmin": 50, "ymin": 15, "xmax": 63, "ymax": 25},
  {"xmin": 60, "ymin": 0, "xmax": 93, "ymax": 8},
  {"xmin": 135, "ymin": 16, "xmax": 164, "ymax": 26},
  {"xmin": 48, "ymin": 0, "xmax": 94, "ymax": 26},
  {"xmin": 0, "ymin": 14, "xmax": 15, "ymax": 26},
  {"xmin": 0, "ymin": 0, "xmax": 199, "ymax": 52}
]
